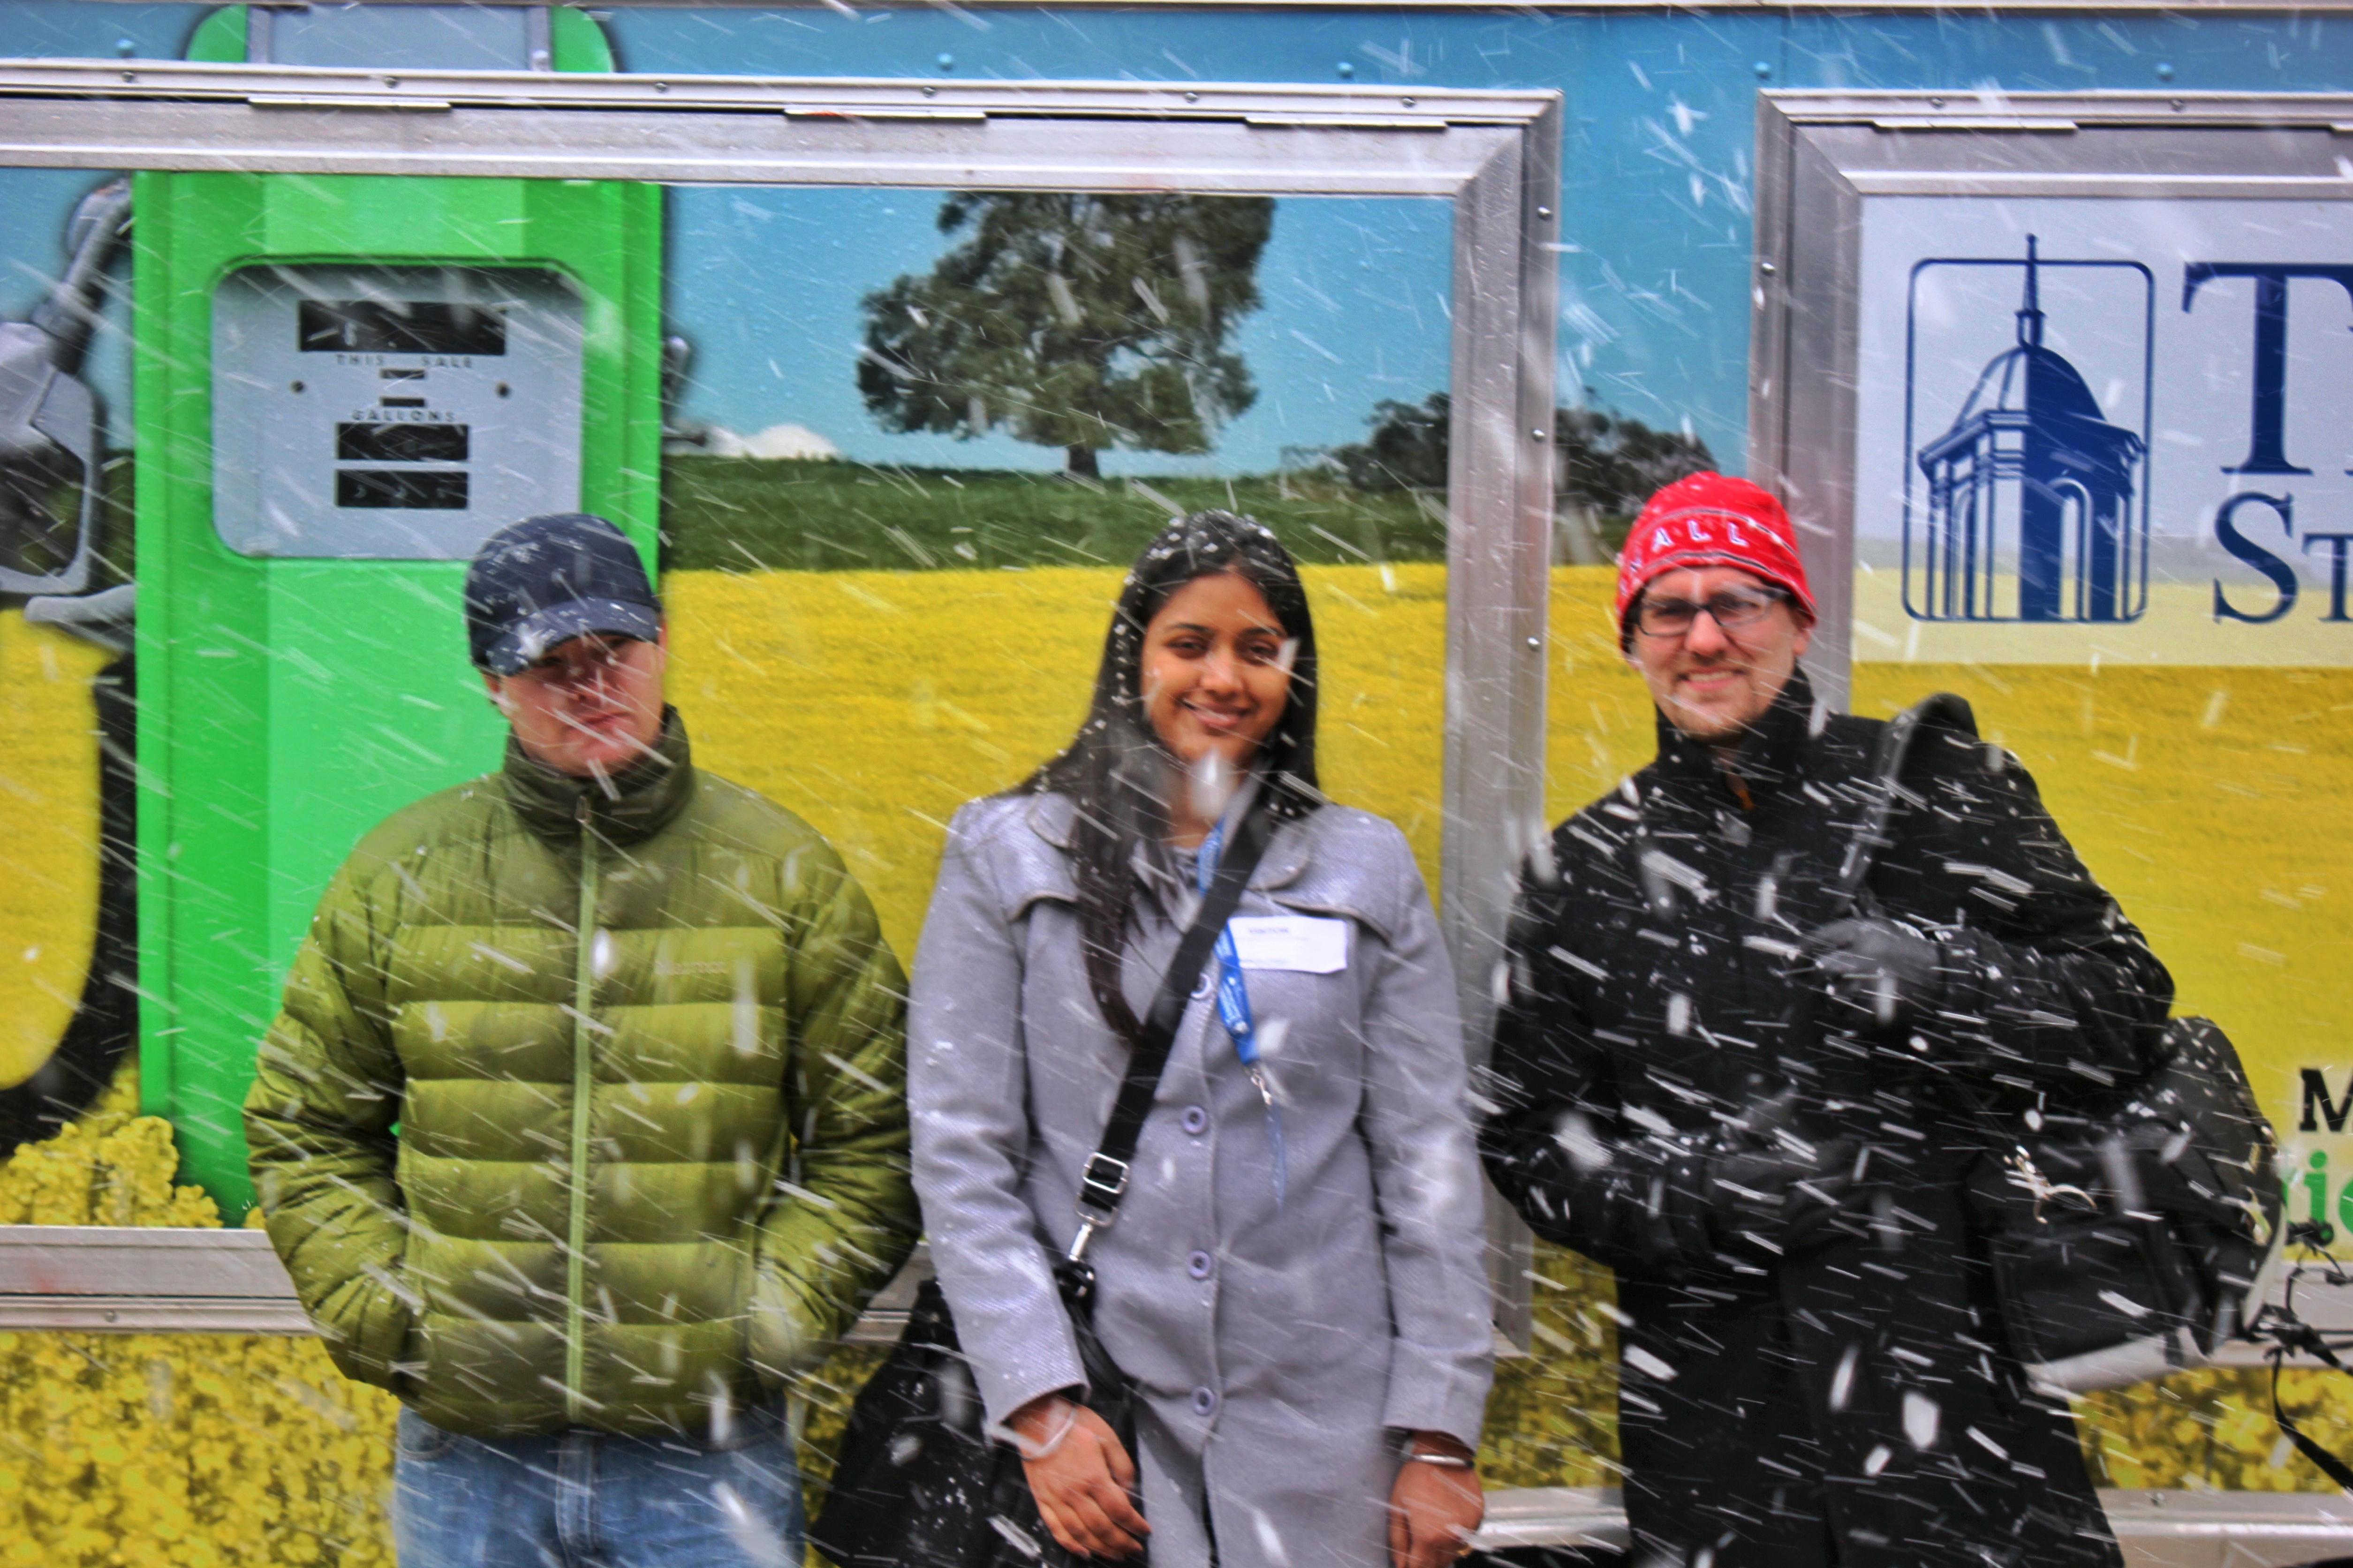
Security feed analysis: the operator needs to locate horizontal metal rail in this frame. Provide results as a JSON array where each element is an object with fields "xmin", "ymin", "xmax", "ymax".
[
  {"xmin": 0, "ymin": 1225, "xmax": 924, "ymax": 1343},
  {"xmin": 9, "ymin": 1224, "xmax": 2345, "ymax": 1362},
  {"xmin": 0, "ymin": 59, "xmax": 1551, "ymax": 128},
  {"xmin": 1489, "ymin": 1488, "xmax": 2353, "ymax": 1567}
]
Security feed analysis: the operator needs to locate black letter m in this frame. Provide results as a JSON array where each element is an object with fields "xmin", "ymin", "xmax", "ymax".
[{"xmin": 2303, "ymin": 1069, "xmax": 2353, "ymax": 1133}]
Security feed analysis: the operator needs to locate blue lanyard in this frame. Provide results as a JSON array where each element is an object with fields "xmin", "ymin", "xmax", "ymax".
[{"xmin": 1198, "ymin": 821, "xmax": 1285, "ymax": 1207}]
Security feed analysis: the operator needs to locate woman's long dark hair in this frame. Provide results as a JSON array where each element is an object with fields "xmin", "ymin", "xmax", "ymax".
[{"xmin": 1019, "ymin": 510, "xmax": 1322, "ymax": 1046}]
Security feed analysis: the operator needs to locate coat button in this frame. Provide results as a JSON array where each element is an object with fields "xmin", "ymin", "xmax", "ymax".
[
  {"xmin": 1188, "ymin": 1251, "xmax": 1213, "ymax": 1280},
  {"xmin": 1190, "ymin": 1386, "xmax": 1217, "ymax": 1417},
  {"xmin": 1181, "ymin": 1105, "xmax": 1209, "ymax": 1135}
]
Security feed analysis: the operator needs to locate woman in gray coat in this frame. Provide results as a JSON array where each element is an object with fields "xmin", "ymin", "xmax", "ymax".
[{"xmin": 908, "ymin": 513, "xmax": 1493, "ymax": 1568}]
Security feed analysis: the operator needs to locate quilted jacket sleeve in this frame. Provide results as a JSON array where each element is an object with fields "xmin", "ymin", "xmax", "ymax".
[
  {"xmin": 242, "ymin": 846, "xmax": 417, "ymax": 1391},
  {"xmin": 749, "ymin": 830, "xmax": 918, "ymax": 1381}
]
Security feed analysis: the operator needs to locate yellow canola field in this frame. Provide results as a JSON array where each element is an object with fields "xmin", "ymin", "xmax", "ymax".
[
  {"xmin": 668, "ymin": 563, "xmax": 2353, "ymax": 1150},
  {"xmin": 5, "ymin": 565, "xmax": 2353, "ymax": 1566},
  {"xmin": 0, "ymin": 612, "xmax": 110, "ymax": 1089}
]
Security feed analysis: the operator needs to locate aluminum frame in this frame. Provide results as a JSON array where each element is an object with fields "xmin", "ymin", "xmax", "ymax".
[
  {"xmin": 0, "ymin": 59, "xmax": 1559, "ymax": 1342},
  {"xmin": 1750, "ymin": 89, "xmax": 2353, "ymax": 710}
]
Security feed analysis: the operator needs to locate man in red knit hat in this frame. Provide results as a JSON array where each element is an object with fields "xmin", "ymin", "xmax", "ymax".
[
  {"xmin": 1480, "ymin": 473, "xmax": 2170, "ymax": 1566},
  {"xmin": 1606, "ymin": 471, "xmax": 1820, "ymax": 754}
]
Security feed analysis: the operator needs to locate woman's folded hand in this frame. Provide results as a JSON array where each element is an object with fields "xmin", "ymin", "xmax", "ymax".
[{"xmin": 1006, "ymin": 1392, "xmax": 1151, "ymax": 1560}]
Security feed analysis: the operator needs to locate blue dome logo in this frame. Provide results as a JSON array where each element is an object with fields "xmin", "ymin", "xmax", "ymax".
[{"xmin": 1905, "ymin": 238, "xmax": 2153, "ymax": 624}]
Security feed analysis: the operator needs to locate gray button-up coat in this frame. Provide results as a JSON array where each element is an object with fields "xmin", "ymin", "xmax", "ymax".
[{"xmin": 908, "ymin": 791, "xmax": 1493, "ymax": 1568}]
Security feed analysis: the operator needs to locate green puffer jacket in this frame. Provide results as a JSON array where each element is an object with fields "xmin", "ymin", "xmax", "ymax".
[{"xmin": 244, "ymin": 711, "xmax": 916, "ymax": 1438}]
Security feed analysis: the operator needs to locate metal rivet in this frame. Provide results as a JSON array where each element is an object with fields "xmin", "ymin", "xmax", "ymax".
[
  {"xmin": 1759, "ymin": 261, "xmax": 1777, "ymax": 275},
  {"xmin": 1532, "ymin": 429, "xmax": 1547, "ymax": 440},
  {"xmin": 1526, "ymin": 636, "xmax": 1542, "ymax": 650},
  {"xmin": 1536, "ymin": 206, "xmax": 1553, "ymax": 220},
  {"xmin": 1929, "ymin": 97, "xmax": 1944, "ymax": 109},
  {"xmin": 121, "ymin": 70, "xmax": 136, "ymax": 83},
  {"xmin": 104, "ymin": 1310, "xmax": 119, "ymax": 1323},
  {"xmin": 654, "ymin": 81, "xmax": 670, "ymax": 92},
  {"xmin": 923, "ymin": 85, "xmax": 937, "ymax": 96},
  {"xmin": 1401, "ymin": 96, "xmax": 1416, "ymax": 107},
  {"xmin": 384, "ymin": 76, "xmax": 399, "ymax": 88},
  {"xmin": 1752, "ymin": 61, "xmax": 1771, "ymax": 79},
  {"xmin": 2172, "ymin": 98, "xmax": 2186, "ymax": 112},
  {"xmin": 1337, "ymin": 62, "xmax": 1354, "ymax": 79},
  {"xmin": 2156, "ymin": 62, "xmax": 2176, "ymax": 82},
  {"xmin": 1186, "ymin": 90, "xmax": 1200, "ymax": 103}
]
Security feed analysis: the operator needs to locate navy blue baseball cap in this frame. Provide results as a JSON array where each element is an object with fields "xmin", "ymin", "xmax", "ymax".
[{"xmin": 465, "ymin": 513, "xmax": 661, "ymax": 675}]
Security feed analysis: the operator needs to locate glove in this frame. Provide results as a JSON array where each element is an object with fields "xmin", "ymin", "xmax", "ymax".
[
  {"xmin": 1708, "ymin": 1136, "xmax": 1867, "ymax": 1259},
  {"xmin": 1807, "ymin": 915, "xmax": 1944, "ymax": 1036}
]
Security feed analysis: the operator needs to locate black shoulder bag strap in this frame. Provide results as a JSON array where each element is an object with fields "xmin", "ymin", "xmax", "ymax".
[
  {"xmin": 1067, "ymin": 808, "xmax": 1272, "ymax": 1262},
  {"xmin": 1836, "ymin": 694, "xmax": 2074, "ymax": 1186},
  {"xmin": 1830, "ymin": 690, "xmax": 1976, "ymax": 916}
]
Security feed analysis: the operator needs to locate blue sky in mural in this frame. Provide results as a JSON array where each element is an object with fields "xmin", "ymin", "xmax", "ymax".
[
  {"xmin": 666, "ymin": 188, "xmax": 1453, "ymax": 474},
  {"xmin": 0, "ymin": 166, "xmax": 1451, "ymax": 472}
]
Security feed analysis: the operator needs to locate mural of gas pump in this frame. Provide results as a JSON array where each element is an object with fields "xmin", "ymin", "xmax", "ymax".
[
  {"xmin": 0, "ymin": 5, "xmax": 667, "ymax": 1217},
  {"xmin": 0, "ymin": 177, "xmax": 137, "ymax": 1156}
]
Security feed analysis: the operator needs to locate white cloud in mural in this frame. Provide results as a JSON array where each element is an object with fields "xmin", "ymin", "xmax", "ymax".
[{"xmin": 686, "ymin": 423, "xmax": 842, "ymax": 460}]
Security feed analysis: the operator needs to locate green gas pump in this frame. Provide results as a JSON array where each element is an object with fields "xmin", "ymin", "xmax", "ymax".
[{"xmin": 134, "ymin": 4, "xmax": 663, "ymax": 1212}]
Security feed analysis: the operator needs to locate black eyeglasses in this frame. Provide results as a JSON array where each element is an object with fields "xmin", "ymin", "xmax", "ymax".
[{"xmin": 1633, "ymin": 586, "xmax": 1789, "ymax": 639}]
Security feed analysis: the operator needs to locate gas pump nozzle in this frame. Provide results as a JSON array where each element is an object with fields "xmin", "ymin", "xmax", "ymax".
[{"xmin": 1, "ymin": 178, "xmax": 129, "ymax": 600}]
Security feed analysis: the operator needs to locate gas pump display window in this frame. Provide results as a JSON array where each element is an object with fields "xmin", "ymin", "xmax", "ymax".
[
  {"xmin": 298, "ymin": 298, "xmax": 507, "ymax": 358},
  {"xmin": 335, "ymin": 422, "xmax": 469, "ymax": 464},
  {"xmin": 212, "ymin": 264, "xmax": 583, "ymax": 558}
]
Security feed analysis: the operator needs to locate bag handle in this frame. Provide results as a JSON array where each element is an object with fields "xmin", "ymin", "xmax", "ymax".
[{"xmin": 1068, "ymin": 804, "xmax": 1273, "ymax": 1261}]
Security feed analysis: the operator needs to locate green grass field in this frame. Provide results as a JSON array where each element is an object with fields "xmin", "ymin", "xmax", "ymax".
[{"xmin": 659, "ymin": 454, "xmax": 1452, "ymax": 573}]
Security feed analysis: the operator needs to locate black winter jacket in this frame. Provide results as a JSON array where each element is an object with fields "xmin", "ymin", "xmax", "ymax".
[{"xmin": 1481, "ymin": 671, "xmax": 2172, "ymax": 1568}]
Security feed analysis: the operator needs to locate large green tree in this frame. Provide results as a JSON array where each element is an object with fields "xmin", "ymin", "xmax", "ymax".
[{"xmin": 857, "ymin": 193, "xmax": 1273, "ymax": 477}]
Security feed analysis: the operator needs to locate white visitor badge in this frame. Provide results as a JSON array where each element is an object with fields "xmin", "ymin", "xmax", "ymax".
[{"xmin": 1225, "ymin": 915, "xmax": 1350, "ymax": 974}]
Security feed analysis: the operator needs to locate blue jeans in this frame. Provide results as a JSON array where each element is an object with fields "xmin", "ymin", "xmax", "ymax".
[{"xmin": 390, "ymin": 1403, "xmax": 804, "ymax": 1568}]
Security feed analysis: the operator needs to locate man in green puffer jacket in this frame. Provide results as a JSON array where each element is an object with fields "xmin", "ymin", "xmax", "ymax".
[{"xmin": 244, "ymin": 513, "xmax": 915, "ymax": 1568}]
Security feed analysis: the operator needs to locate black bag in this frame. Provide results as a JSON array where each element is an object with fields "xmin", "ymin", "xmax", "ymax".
[
  {"xmin": 1959, "ymin": 1015, "xmax": 2279, "ymax": 1390},
  {"xmin": 810, "ymin": 1262, "xmax": 1135, "ymax": 1568},
  {"xmin": 811, "ymin": 811, "xmax": 1271, "ymax": 1568},
  {"xmin": 1840, "ymin": 694, "xmax": 2281, "ymax": 1394}
]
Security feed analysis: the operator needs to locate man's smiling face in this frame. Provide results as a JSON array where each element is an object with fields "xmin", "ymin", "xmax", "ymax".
[{"xmin": 1626, "ymin": 565, "xmax": 1813, "ymax": 746}]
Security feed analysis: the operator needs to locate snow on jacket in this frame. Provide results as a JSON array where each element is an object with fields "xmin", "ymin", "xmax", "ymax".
[
  {"xmin": 1481, "ymin": 669, "xmax": 2171, "ymax": 1568},
  {"xmin": 244, "ymin": 712, "xmax": 917, "ymax": 1438},
  {"xmin": 909, "ymin": 791, "xmax": 1493, "ymax": 1568}
]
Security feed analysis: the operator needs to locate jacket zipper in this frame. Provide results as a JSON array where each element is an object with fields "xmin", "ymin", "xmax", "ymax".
[{"xmin": 565, "ymin": 797, "xmax": 600, "ymax": 1425}]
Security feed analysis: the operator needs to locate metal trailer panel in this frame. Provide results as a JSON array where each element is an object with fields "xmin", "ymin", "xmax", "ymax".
[{"xmin": 0, "ymin": 57, "xmax": 1562, "ymax": 1332}]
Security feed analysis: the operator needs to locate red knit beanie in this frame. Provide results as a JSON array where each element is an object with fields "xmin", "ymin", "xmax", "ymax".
[{"xmin": 1613, "ymin": 472, "xmax": 1816, "ymax": 636}]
